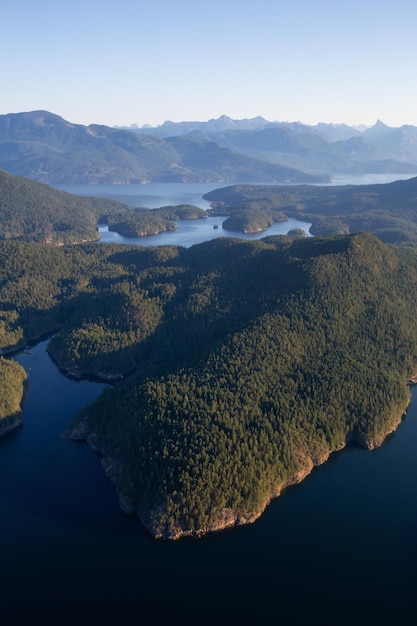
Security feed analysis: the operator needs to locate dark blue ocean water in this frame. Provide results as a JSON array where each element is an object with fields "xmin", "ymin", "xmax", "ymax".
[{"xmin": 1, "ymin": 340, "xmax": 417, "ymax": 625}]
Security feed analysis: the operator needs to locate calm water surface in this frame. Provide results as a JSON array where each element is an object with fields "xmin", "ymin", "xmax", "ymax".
[
  {"xmin": 97, "ymin": 216, "xmax": 313, "ymax": 248},
  {"xmin": 56, "ymin": 174, "xmax": 415, "ymax": 210},
  {"xmin": 1, "ymin": 340, "xmax": 417, "ymax": 624},
  {"xmin": 55, "ymin": 182, "xmax": 223, "ymax": 209},
  {"xmin": 58, "ymin": 181, "xmax": 314, "ymax": 246},
  {"xmin": 56, "ymin": 176, "xmax": 415, "ymax": 249}
]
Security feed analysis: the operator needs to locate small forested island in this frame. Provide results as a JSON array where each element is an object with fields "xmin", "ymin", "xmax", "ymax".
[
  {"xmin": 286, "ymin": 228, "xmax": 306, "ymax": 237},
  {"xmin": 106, "ymin": 205, "xmax": 207, "ymax": 238},
  {"xmin": 221, "ymin": 208, "xmax": 286, "ymax": 234}
]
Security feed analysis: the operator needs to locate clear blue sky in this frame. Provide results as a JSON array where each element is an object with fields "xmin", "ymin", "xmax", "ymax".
[{"xmin": 2, "ymin": 0, "xmax": 417, "ymax": 128}]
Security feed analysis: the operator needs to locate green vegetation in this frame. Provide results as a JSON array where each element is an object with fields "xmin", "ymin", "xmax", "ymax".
[
  {"xmin": 106, "ymin": 210, "xmax": 176, "ymax": 237},
  {"xmin": 286, "ymin": 228, "xmax": 306, "ymax": 237},
  {"xmin": 0, "ymin": 170, "xmax": 208, "ymax": 243},
  {"xmin": 73, "ymin": 233, "xmax": 417, "ymax": 537},
  {"xmin": 223, "ymin": 208, "xmax": 285, "ymax": 233},
  {"xmin": 4, "ymin": 172, "xmax": 417, "ymax": 538},
  {"xmin": 106, "ymin": 204, "xmax": 207, "ymax": 238},
  {"xmin": 0, "ymin": 169, "xmax": 135, "ymax": 244},
  {"xmin": 204, "ymin": 177, "xmax": 417, "ymax": 242},
  {"xmin": 153, "ymin": 204, "xmax": 208, "ymax": 220},
  {"xmin": 1, "ymin": 226, "xmax": 417, "ymax": 538},
  {"xmin": 0, "ymin": 357, "xmax": 27, "ymax": 437}
]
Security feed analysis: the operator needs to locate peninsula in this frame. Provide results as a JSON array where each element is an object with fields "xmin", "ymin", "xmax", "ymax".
[{"xmin": 63, "ymin": 232, "xmax": 417, "ymax": 539}]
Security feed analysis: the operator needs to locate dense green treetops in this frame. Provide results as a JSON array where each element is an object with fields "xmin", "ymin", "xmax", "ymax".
[
  {"xmin": 0, "ymin": 169, "xmax": 132, "ymax": 243},
  {"xmin": 2, "ymin": 227, "xmax": 417, "ymax": 537},
  {"xmin": 0, "ymin": 357, "xmax": 27, "ymax": 436},
  {"xmin": 106, "ymin": 205, "xmax": 207, "ymax": 237}
]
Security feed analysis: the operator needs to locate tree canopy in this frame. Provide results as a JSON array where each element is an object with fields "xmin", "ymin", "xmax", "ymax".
[{"xmin": 1, "ymin": 231, "xmax": 417, "ymax": 537}]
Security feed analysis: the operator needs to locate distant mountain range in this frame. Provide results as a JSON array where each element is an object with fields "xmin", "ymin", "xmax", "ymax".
[
  {"xmin": 0, "ymin": 111, "xmax": 327, "ymax": 185},
  {"xmin": 125, "ymin": 116, "xmax": 417, "ymax": 175},
  {"xmin": 1, "ymin": 111, "xmax": 417, "ymax": 186}
]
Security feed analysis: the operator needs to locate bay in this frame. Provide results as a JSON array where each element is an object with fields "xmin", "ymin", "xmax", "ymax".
[
  {"xmin": 56, "ymin": 175, "xmax": 414, "ymax": 249},
  {"xmin": 55, "ymin": 174, "xmax": 415, "ymax": 210},
  {"xmin": 55, "ymin": 182, "xmax": 223, "ymax": 209},
  {"xmin": 57, "ymin": 181, "xmax": 313, "ymax": 247},
  {"xmin": 96, "ymin": 216, "xmax": 313, "ymax": 249},
  {"xmin": 1, "ymin": 340, "xmax": 417, "ymax": 624}
]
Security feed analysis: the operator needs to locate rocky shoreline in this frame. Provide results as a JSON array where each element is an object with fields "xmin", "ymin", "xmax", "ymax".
[
  {"xmin": 67, "ymin": 403, "xmax": 408, "ymax": 541},
  {"xmin": 46, "ymin": 345, "xmax": 130, "ymax": 382}
]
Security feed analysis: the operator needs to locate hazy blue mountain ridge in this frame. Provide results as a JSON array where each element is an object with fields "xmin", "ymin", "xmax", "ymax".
[
  {"xmin": 0, "ymin": 111, "xmax": 326, "ymax": 185},
  {"xmin": 126, "ymin": 116, "xmax": 417, "ymax": 175},
  {"xmin": 122, "ymin": 114, "xmax": 271, "ymax": 137},
  {"xmin": 3, "ymin": 111, "xmax": 417, "ymax": 186}
]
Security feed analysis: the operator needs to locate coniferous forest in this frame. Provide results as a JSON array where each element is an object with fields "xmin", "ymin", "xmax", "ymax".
[
  {"xmin": 0, "ymin": 357, "xmax": 27, "ymax": 436},
  {"xmin": 2, "ymin": 171, "xmax": 417, "ymax": 538}
]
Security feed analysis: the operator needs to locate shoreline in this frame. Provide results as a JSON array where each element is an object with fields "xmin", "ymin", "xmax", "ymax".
[
  {"xmin": 47, "ymin": 347, "xmax": 132, "ymax": 383},
  {"xmin": 68, "ymin": 401, "xmax": 408, "ymax": 541},
  {"xmin": 7, "ymin": 330, "xmax": 412, "ymax": 539}
]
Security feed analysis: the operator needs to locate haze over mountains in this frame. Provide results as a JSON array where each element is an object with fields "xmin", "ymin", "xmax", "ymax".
[
  {"xmin": 1, "ymin": 111, "xmax": 417, "ymax": 186},
  {"xmin": 124, "ymin": 115, "xmax": 417, "ymax": 175},
  {"xmin": 0, "ymin": 111, "xmax": 327, "ymax": 186}
]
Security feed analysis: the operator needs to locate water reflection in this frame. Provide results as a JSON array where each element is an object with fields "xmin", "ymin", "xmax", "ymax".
[{"xmin": 98, "ymin": 216, "xmax": 312, "ymax": 248}]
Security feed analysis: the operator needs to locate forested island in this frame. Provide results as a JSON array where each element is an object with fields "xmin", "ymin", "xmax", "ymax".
[
  {"xmin": 2, "ymin": 207, "xmax": 417, "ymax": 537},
  {"xmin": 106, "ymin": 205, "xmax": 207, "ymax": 237}
]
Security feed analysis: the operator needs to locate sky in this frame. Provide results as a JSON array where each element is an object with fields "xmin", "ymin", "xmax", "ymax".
[{"xmin": 2, "ymin": 0, "xmax": 417, "ymax": 129}]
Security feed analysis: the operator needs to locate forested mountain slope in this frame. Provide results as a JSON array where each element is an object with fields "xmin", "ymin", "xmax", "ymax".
[
  {"xmin": 0, "ymin": 169, "xmax": 132, "ymax": 243},
  {"xmin": 1, "ymin": 233, "xmax": 417, "ymax": 538},
  {"xmin": 73, "ymin": 233, "xmax": 417, "ymax": 538}
]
